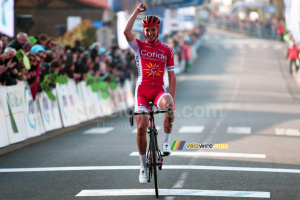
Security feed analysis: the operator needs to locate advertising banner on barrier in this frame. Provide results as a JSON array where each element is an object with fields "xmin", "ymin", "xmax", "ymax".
[
  {"xmin": 124, "ymin": 80, "xmax": 135, "ymax": 108},
  {"xmin": 118, "ymin": 86, "xmax": 127, "ymax": 112},
  {"xmin": 75, "ymin": 81, "xmax": 90, "ymax": 122},
  {"xmin": 56, "ymin": 81, "xmax": 79, "ymax": 127},
  {"xmin": 87, "ymin": 86, "xmax": 102, "ymax": 118},
  {"xmin": 110, "ymin": 88, "xmax": 120, "ymax": 114},
  {"xmin": 24, "ymin": 83, "xmax": 41, "ymax": 138},
  {"xmin": 2, "ymin": 82, "xmax": 27, "ymax": 144},
  {"xmin": 96, "ymin": 91, "xmax": 105, "ymax": 117},
  {"xmin": 34, "ymin": 98, "xmax": 45, "ymax": 134},
  {"xmin": 39, "ymin": 90, "xmax": 62, "ymax": 132},
  {"xmin": 78, "ymin": 82, "xmax": 97, "ymax": 120},
  {"xmin": 0, "ymin": 86, "xmax": 9, "ymax": 148}
]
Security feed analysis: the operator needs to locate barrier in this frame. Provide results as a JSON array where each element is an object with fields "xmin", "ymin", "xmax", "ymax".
[
  {"xmin": 39, "ymin": 89, "xmax": 62, "ymax": 132},
  {"xmin": 56, "ymin": 80, "xmax": 80, "ymax": 127},
  {"xmin": 124, "ymin": 80, "xmax": 135, "ymax": 108},
  {"xmin": 77, "ymin": 81, "xmax": 97, "ymax": 120},
  {"xmin": 0, "ymin": 86, "xmax": 9, "ymax": 148},
  {"xmin": 2, "ymin": 82, "xmax": 27, "ymax": 144},
  {"xmin": 35, "ymin": 100, "xmax": 45, "ymax": 134},
  {"xmin": 24, "ymin": 82, "xmax": 42, "ymax": 138},
  {"xmin": 0, "ymin": 78, "xmax": 145, "ymax": 149}
]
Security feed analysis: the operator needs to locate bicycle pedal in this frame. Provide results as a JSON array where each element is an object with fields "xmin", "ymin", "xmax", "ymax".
[{"xmin": 162, "ymin": 152, "xmax": 170, "ymax": 157}]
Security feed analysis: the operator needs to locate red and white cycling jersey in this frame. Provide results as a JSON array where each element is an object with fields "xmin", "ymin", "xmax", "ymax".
[
  {"xmin": 128, "ymin": 38, "xmax": 175, "ymax": 111},
  {"xmin": 129, "ymin": 38, "xmax": 175, "ymax": 86}
]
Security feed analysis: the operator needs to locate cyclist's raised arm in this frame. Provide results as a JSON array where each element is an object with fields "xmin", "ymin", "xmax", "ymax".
[{"xmin": 123, "ymin": 3, "xmax": 146, "ymax": 42}]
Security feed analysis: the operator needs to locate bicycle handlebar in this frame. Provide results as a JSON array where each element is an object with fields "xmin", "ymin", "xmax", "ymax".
[
  {"xmin": 131, "ymin": 110, "xmax": 168, "ymax": 116},
  {"xmin": 129, "ymin": 107, "xmax": 173, "ymax": 127}
]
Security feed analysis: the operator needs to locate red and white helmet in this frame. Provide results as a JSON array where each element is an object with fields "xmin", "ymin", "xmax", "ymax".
[{"xmin": 142, "ymin": 15, "xmax": 161, "ymax": 27}]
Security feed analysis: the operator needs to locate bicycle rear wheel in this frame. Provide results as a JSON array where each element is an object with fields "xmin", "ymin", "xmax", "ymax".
[{"xmin": 150, "ymin": 130, "xmax": 159, "ymax": 198}]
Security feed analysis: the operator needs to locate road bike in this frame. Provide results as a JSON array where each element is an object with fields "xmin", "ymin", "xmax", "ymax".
[{"xmin": 129, "ymin": 102, "xmax": 173, "ymax": 198}]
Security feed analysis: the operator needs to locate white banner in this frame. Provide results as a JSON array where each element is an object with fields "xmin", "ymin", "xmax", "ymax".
[
  {"xmin": 3, "ymin": 82, "xmax": 27, "ymax": 144},
  {"xmin": 124, "ymin": 80, "xmax": 135, "ymax": 108},
  {"xmin": 117, "ymin": 86, "xmax": 127, "ymax": 112},
  {"xmin": 94, "ymin": 91, "xmax": 106, "ymax": 117},
  {"xmin": 24, "ymin": 83, "xmax": 41, "ymax": 138},
  {"xmin": 56, "ymin": 81, "xmax": 79, "ymax": 127},
  {"xmin": 0, "ymin": 86, "xmax": 9, "ymax": 148},
  {"xmin": 34, "ymin": 96, "xmax": 45, "ymax": 135},
  {"xmin": 39, "ymin": 90, "xmax": 62, "ymax": 132},
  {"xmin": 75, "ymin": 82, "xmax": 90, "ymax": 122},
  {"xmin": 67, "ymin": 79, "xmax": 81, "ymax": 123},
  {"xmin": 80, "ymin": 82, "xmax": 97, "ymax": 120}
]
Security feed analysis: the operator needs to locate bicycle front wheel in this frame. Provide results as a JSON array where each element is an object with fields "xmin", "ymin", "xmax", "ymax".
[{"xmin": 150, "ymin": 130, "xmax": 159, "ymax": 198}]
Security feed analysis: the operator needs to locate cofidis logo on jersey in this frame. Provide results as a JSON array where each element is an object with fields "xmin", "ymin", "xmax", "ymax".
[
  {"xmin": 143, "ymin": 61, "xmax": 163, "ymax": 78},
  {"xmin": 141, "ymin": 50, "xmax": 167, "ymax": 60}
]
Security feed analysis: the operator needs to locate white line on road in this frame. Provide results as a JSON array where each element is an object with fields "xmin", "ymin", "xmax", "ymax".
[
  {"xmin": 172, "ymin": 172, "xmax": 189, "ymax": 188},
  {"xmin": 83, "ymin": 127, "xmax": 114, "ymax": 134},
  {"xmin": 130, "ymin": 151, "xmax": 265, "ymax": 158},
  {"xmin": 275, "ymin": 128, "xmax": 300, "ymax": 136},
  {"xmin": 1, "ymin": 165, "xmax": 300, "ymax": 174},
  {"xmin": 227, "ymin": 127, "xmax": 251, "ymax": 134},
  {"xmin": 132, "ymin": 126, "xmax": 161, "ymax": 133},
  {"xmin": 178, "ymin": 126, "xmax": 204, "ymax": 133},
  {"xmin": 76, "ymin": 189, "xmax": 270, "ymax": 198}
]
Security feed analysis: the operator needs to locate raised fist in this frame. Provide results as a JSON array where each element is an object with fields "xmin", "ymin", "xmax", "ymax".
[{"xmin": 136, "ymin": 3, "xmax": 146, "ymax": 12}]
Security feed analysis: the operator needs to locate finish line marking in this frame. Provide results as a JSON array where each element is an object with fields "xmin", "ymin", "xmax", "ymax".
[
  {"xmin": 83, "ymin": 127, "xmax": 114, "ymax": 134},
  {"xmin": 1, "ymin": 165, "xmax": 300, "ymax": 174},
  {"xmin": 75, "ymin": 189, "xmax": 270, "ymax": 198},
  {"xmin": 130, "ymin": 151, "xmax": 266, "ymax": 158}
]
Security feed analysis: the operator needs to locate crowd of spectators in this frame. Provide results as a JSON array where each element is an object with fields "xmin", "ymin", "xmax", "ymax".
[
  {"xmin": 165, "ymin": 24, "xmax": 205, "ymax": 71},
  {"xmin": 209, "ymin": 13, "xmax": 284, "ymax": 40},
  {"xmin": 0, "ymin": 24, "xmax": 205, "ymax": 101},
  {"xmin": 0, "ymin": 32, "xmax": 138, "ymax": 100}
]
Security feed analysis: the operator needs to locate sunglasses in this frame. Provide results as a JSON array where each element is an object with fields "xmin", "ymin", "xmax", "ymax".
[{"xmin": 50, "ymin": 43, "xmax": 56, "ymax": 47}]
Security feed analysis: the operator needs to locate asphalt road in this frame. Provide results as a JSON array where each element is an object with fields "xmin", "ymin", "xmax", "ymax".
[{"xmin": 1, "ymin": 27, "xmax": 300, "ymax": 200}]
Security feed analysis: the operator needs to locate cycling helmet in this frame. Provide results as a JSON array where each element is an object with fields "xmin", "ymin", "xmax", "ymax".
[{"xmin": 142, "ymin": 15, "xmax": 161, "ymax": 27}]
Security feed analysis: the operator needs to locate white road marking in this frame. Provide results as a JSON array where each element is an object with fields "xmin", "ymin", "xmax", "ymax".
[
  {"xmin": 132, "ymin": 126, "xmax": 161, "ymax": 133},
  {"xmin": 76, "ymin": 189, "xmax": 270, "ymax": 198},
  {"xmin": 83, "ymin": 127, "xmax": 114, "ymax": 134},
  {"xmin": 178, "ymin": 126, "xmax": 204, "ymax": 133},
  {"xmin": 172, "ymin": 172, "xmax": 189, "ymax": 188},
  {"xmin": 227, "ymin": 127, "xmax": 251, "ymax": 134},
  {"xmin": 275, "ymin": 128, "xmax": 300, "ymax": 136},
  {"xmin": 1, "ymin": 165, "xmax": 300, "ymax": 174},
  {"xmin": 131, "ymin": 151, "xmax": 264, "ymax": 158}
]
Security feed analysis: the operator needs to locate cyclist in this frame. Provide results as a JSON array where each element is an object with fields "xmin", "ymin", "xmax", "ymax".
[{"xmin": 123, "ymin": 3, "xmax": 176, "ymax": 184}]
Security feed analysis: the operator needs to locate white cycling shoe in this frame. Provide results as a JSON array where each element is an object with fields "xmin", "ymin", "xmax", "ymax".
[
  {"xmin": 139, "ymin": 168, "xmax": 148, "ymax": 184},
  {"xmin": 162, "ymin": 142, "xmax": 172, "ymax": 155}
]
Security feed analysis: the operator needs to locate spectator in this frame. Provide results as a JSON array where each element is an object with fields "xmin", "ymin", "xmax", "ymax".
[
  {"xmin": 74, "ymin": 51, "xmax": 90, "ymax": 82},
  {"xmin": 25, "ymin": 41, "xmax": 33, "ymax": 52},
  {"xmin": 0, "ymin": 35, "xmax": 8, "ymax": 53},
  {"xmin": 37, "ymin": 33, "xmax": 48, "ymax": 47},
  {"xmin": 287, "ymin": 41, "xmax": 300, "ymax": 74},
  {"xmin": 181, "ymin": 40, "xmax": 192, "ymax": 72},
  {"xmin": 6, "ymin": 32, "xmax": 28, "ymax": 51},
  {"xmin": 45, "ymin": 39, "xmax": 57, "ymax": 51}
]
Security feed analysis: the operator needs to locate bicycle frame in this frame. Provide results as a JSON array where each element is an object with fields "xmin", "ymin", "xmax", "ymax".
[{"xmin": 129, "ymin": 102, "xmax": 172, "ymax": 198}]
